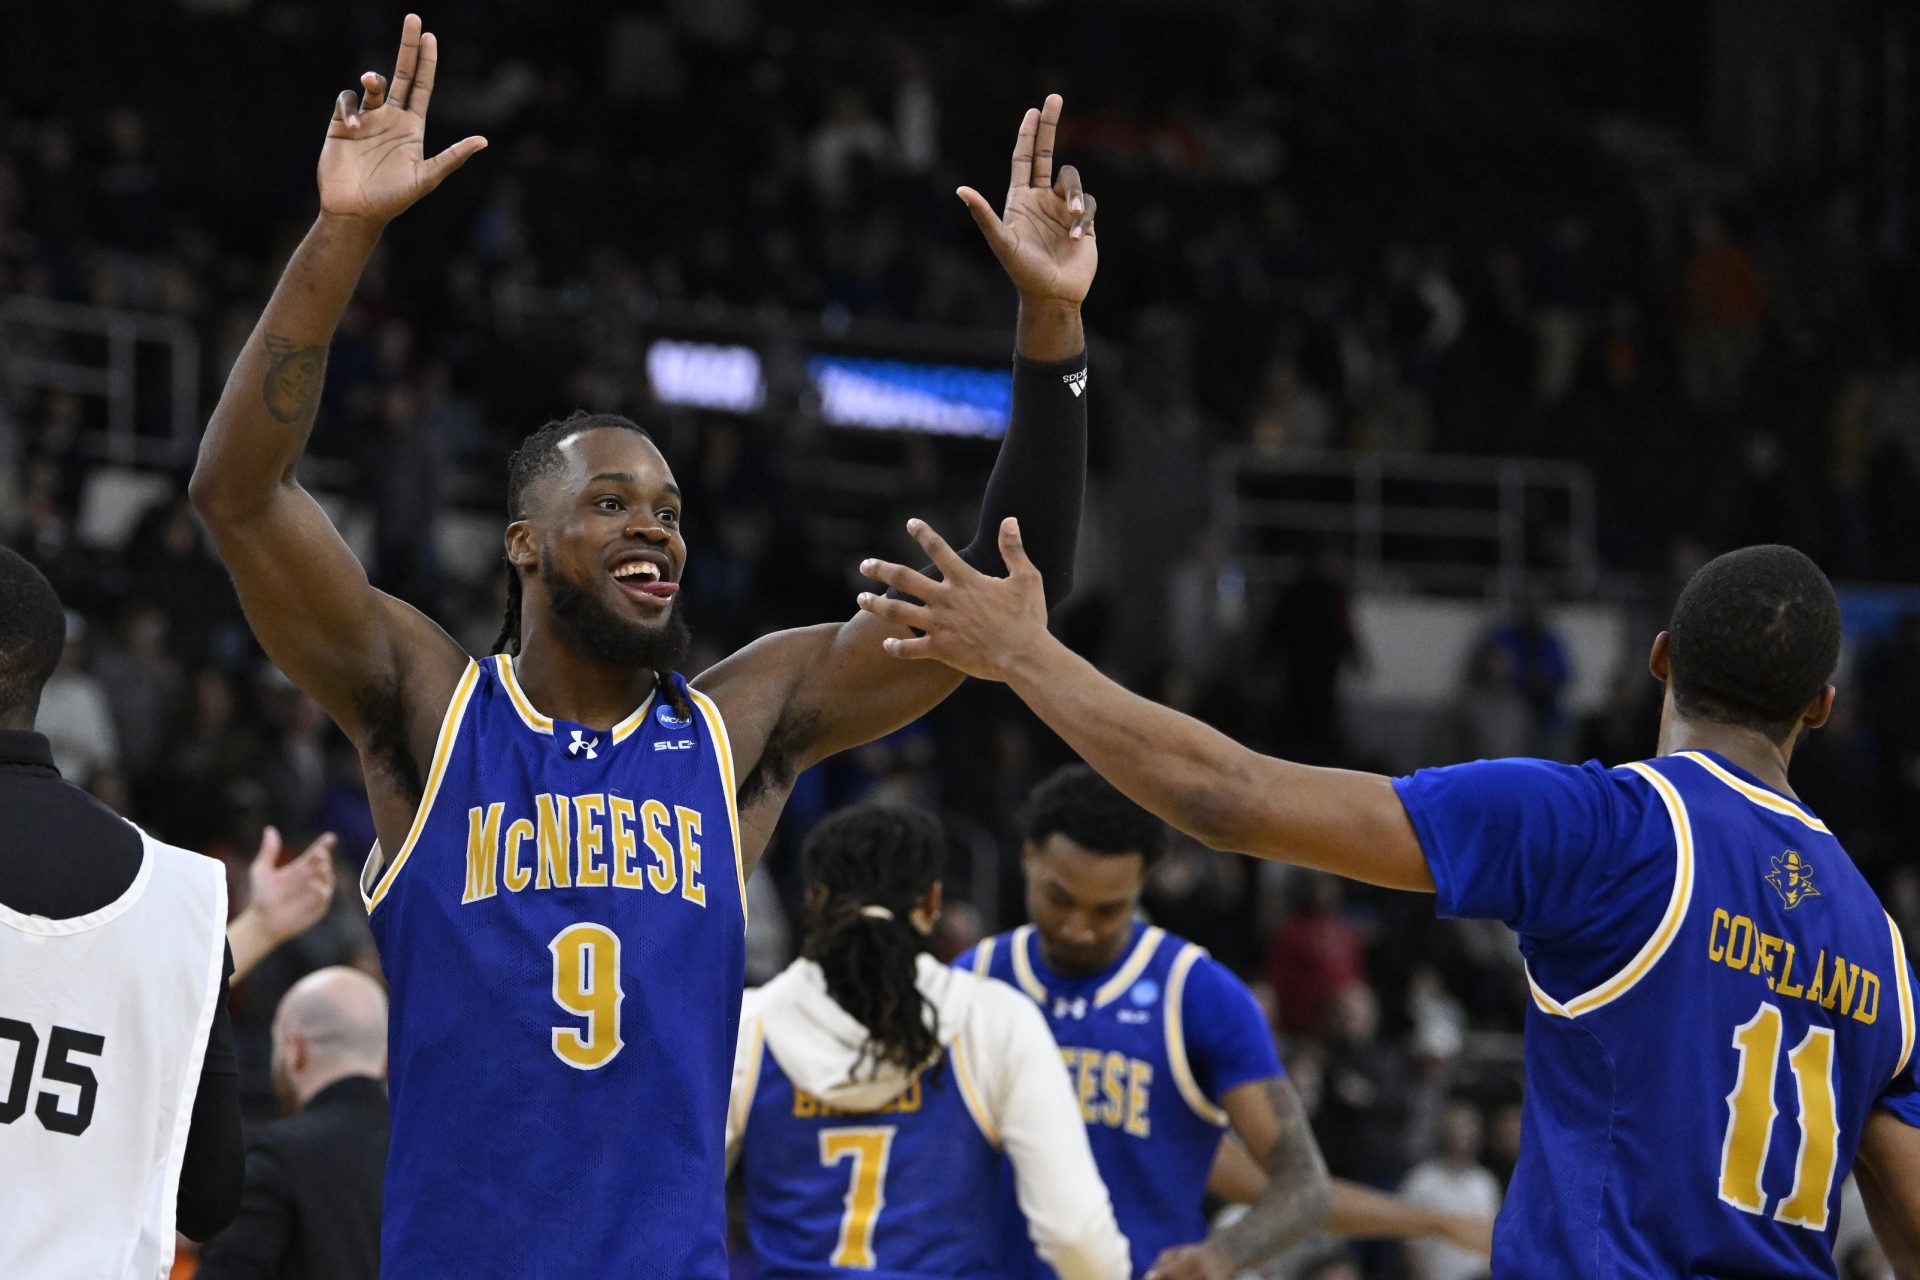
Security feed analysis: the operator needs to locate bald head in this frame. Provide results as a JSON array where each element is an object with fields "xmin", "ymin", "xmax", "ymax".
[{"xmin": 271, "ymin": 967, "xmax": 388, "ymax": 1108}]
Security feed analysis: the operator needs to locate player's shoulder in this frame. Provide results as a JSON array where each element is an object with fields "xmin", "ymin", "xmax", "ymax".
[{"xmin": 952, "ymin": 929, "xmax": 1019, "ymax": 976}]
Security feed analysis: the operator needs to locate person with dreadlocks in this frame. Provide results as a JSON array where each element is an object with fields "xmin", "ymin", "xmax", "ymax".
[
  {"xmin": 726, "ymin": 803, "xmax": 1130, "ymax": 1279},
  {"xmin": 860, "ymin": 529, "xmax": 1920, "ymax": 1277},
  {"xmin": 189, "ymin": 15, "xmax": 1098, "ymax": 1279}
]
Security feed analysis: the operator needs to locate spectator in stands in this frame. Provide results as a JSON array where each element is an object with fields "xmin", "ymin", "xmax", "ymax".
[
  {"xmin": 1480, "ymin": 600, "xmax": 1572, "ymax": 760},
  {"xmin": 1400, "ymin": 1103, "xmax": 1501, "ymax": 1280},
  {"xmin": 93, "ymin": 604, "xmax": 184, "ymax": 776},
  {"xmin": 1266, "ymin": 873, "xmax": 1366, "ymax": 1039},
  {"xmin": 35, "ymin": 611, "xmax": 119, "ymax": 782},
  {"xmin": 196, "ymin": 967, "xmax": 389, "ymax": 1280},
  {"xmin": 1314, "ymin": 983, "xmax": 1411, "ymax": 1190}
]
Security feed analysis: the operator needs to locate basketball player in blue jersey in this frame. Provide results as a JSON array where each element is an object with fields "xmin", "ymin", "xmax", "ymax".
[
  {"xmin": 727, "ymin": 804, "xmax": 1130, "ymax": 1280},
  {"xmin": 860, "ymin": 532, "xmax": 1920, "ymax": 1277},
  {"xmin": 190, "ymin": 16, "xmax": 1099, "ymax": 1277},
  {"xmin": 958, "ymin": 765, "xmax": 1493, "ymax": 1280}
]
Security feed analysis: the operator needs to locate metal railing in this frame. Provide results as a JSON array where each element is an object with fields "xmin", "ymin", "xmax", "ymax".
[
  {"xmin": 1216, "ymin": 447, "xmax": 1599, "ymax": 596},
  {"xmin": 1, "ymin": 296, "xmax": 201, "ymax": 467}
]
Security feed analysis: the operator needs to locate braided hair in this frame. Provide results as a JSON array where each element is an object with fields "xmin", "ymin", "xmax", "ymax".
[
  {"xmin": 493, "ymin": 410, "xmax": 691, "ymax": 722},
  {"xmin": 801, "ymin": 803, "xmax": 946, "ymax": 1080}
]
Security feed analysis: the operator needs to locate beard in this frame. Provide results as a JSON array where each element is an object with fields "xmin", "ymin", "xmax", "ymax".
[{"xmin": 543, "ymin": 560, "xmax": 694, "ymax": 675}]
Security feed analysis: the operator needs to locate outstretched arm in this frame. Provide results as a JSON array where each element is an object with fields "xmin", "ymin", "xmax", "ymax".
[
  {"xmin": 1207, "ymin": 1143, "xmax": 1492, "ymax": 1256},
  {"xmin": 190, "ymin": 14, "xmax": 483, "ymax": 744},
  {"xmin": 696, "ymin": 96, "xmax": 1097, "ymax": 851},
  {"xmin": 857, "ymin": 520, "xmax": 1436, "ymax": 891}
]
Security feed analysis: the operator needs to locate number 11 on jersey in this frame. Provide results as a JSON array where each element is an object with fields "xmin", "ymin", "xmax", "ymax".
[{"xmin": 1719, "ymin": 1002, "xmax": 1840, "ymax": 1229}]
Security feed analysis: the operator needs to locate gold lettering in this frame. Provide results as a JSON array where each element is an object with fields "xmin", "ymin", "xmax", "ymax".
[
  {"xmin": 535, "ymin": 793, "xmax": 573, "ymax": 890},
  {"xmin": 502, "ymin": 818, "xmax": 534, "ymax": 893},
  {"xmin": 1709, "ymin": 908, "xmax": 1730, "ymax": 962},
  {"xmin": 1725, "ymin": 916, "xmax": 1754, "ymax": 972},
  {"xmin": 609, "ymin": 797, "xmax": 643, "ymax": 890},
  {"xmin": 1854, "ymin": 970, "xmax": 1881, "ymax": 1025},
  {"xmin": 1806, "ymin": 950, "xmax": 1828, "ymax": 1006},
  {"xmin": 643, "ymin": 800, "xmax": 676, "ymax": 894},
  {"xmin": 1758, "ymin": 933, "xmax": 1784, "ymax": 989},
  {"xmin": 1776, "ymin": 941, "xmax": 1805, "ymax": 999},
  {"xmin": 1101, "ymin": 1051, "xmax": 1127, "ymax": 1128},
  {"xmin": 677, "ymin": 805, "xmax": 706, "ymax": 907},
  {"xmin": 1829, "ymin": 959, "xmax": 1859, "ymax": 1014},
  {"xmin": 1125, "ymin": 1060, "xmax": 1153, "ymax": 1138},
  {"xmin": 1076, "ymin": 1049, "xmax": 1100, "ymax": 1122},
  {"xmin": 462, "ymin": 803, "xmax": 504, "ymax": 903},
  {"xmin": 574, "ymin": 794, "xmax": 609, "ymax": 888}
]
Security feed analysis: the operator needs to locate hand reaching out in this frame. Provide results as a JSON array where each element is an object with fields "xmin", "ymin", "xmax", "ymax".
[
  {"xmin": 856, "ymin": 517, "xmax": 1052, "ymax": 682},
  {"xmin": 958, "ymin": 94, "xmax": 1098, "ymax": 306},
  {"xmin": 248, "ymin": 826, "xmax": 338, "ymax": 944},
  {"xmin": 318, "ymin": 13, "xmax": 487, "ymax": 224}
]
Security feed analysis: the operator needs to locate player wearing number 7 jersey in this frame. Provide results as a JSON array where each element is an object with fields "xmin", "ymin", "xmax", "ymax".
[
  {"xmin": 727, "ymin": 804, "xmax": 1131, "ymax": 1280},
  {"xmin": 856, "ymin": 532, "xmax": 1920, "ymax": 1277}
]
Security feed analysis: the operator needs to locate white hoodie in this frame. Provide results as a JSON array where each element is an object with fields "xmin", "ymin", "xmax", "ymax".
[{"xmin": 730, "ymin": 954, "xmax": 1131, "ymax": 1280}]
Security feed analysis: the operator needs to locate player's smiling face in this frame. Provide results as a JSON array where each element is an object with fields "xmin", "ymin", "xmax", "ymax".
[
  {"xmin": 1023, "ymin": 833, "xmax": 1144, "ymax": 977},
  {"xmin": 512, "ymin": 426, "xmax": 694, "ymax": 670}
]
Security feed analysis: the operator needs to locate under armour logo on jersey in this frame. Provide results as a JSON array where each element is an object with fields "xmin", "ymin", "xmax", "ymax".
[
  {"xmin": 1767, "ymin": 850, "xmax": 1820, "ymax": 909},
  {"xmin": 1062, "ymin": 370, "xmax": 1089, "ymax": 397},
  {"xmin": 568, "ymin": 731, "xmax": 600, "ymax": 760},
  {"xmin": 1053, "ymin": 996, "xmax": 1089, "ymax": 1020}
]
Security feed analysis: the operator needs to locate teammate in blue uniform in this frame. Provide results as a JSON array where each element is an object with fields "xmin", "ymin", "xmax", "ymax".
[
  {"xmin": 192, "ymin": 16, "xmax": 1101, "ymax": 1276},
  {"xmin": 728, "ymin": 804, "xmax": 1129, "ymax": 1280},
  {"xmin": 958, "ymin": 766, "xmax": 1331, "ymax": 1280},
  {"xmin": 960, "ymin": 766, "xmax": 1495, "ymax": 1280},
  {"xmin": 858, "ymin": 536, "xmax": 1920, "ymax": 1277}
]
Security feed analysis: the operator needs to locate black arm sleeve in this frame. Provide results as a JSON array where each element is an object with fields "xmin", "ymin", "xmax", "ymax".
[
  {"xmin": 952, "ymin": 349, "xmax": 1089, "ymax": 605},
  {"xmin": 176, "ymin": 945, "xmax": 245, "ymax": 1241}
]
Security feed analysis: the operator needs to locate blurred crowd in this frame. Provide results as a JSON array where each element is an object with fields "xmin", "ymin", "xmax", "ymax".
[{"xmin": 6, "ymin": 2, "xmax": 1920, "ymax": 1276}]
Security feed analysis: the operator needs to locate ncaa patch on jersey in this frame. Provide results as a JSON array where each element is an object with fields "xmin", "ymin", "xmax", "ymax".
[
  {"xmin": 657, "ymin": 703, "xmax": 692, "ymax": 729},
  {"xmin": 1129, "ymin": 979, "xmax": 1160, "ymax": 1007}
]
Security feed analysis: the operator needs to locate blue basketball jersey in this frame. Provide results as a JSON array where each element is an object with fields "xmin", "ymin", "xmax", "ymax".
[
  {"xmin": 959, "ymin": 923, "xmax": 1281, "ymax": 1278},
  {"xmin": 737, "ymin": 1041, "xmax": 1003, "ymax": 1278},
  {"xmin": 361, "ymin": 654, "xmax": 746, "ymax": 1279},
  {"xmin": 1397, "ymin": 749, "xmax": 1920, "ymax": 1279}
]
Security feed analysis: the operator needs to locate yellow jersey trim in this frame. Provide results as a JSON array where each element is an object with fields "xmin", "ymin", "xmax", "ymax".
[
  {"xmin": 972, "ymin": 936, "xmax": 996, "ymax": 978},
  {"xmin": 1673, "ymin": 751, "xmax": 1831, "ymax": 834},
  {"xmin": 495, "ymin": 654, "xmax": 553, "ymax": 733},
  {"xmin": 1165, "ymin": 943, "xmax": 1229, "ymax": 1127},
  {"xmin": 1094, "ymin": 926, "xmax": 1167, "ymax": 1009},
  {"xmin": 363, "ymin": 661, "xmax": 482, "ymax": 915},
  {"xmin": 1529, "ymin": 761, "xmax": 1696, "ymax": 1018},
  {"xmin": 727, "ymin": 1017, "xmax": 765, "ymax": 1147},
  {"xmin": 1889, "ymin": 913, "xmax": 1915, "ymax": 1082},
  {"xmin": 1009, "ymin": 926, "xmax": 1048, "ymax": 1003},
  {"xmin": 686, "ymin": 687, "xmax": 748, "ymax": 928},
  {"xmin": 495, "ymin": 654, "xmax": 656, "ymax": 742},
  {"xmin": 949, "ymin": 1038, "xmax": 1000, "ymax": 1148}
]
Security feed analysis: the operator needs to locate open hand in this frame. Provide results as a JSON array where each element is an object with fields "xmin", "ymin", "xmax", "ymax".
[
  {"xmin": 248, "ymin": 826, "xmax": 339, "ymax": 945},
  {"xmin": 856, "ymin": 517, "xmax": 1051, "ymax": 682},
  {"xmin": 1144, "ymin": 1241, "xmax": 1237, "ymax": 1280},
  {"xmin": 958, "ymin": 94, "xmax": 1098, "ymax": 306},
  {"xmin": 318, "ymin": 13, "xmax": 487, "ymax": 224}
]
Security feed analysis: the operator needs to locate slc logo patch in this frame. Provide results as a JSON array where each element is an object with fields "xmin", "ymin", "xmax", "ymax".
[
  {"xmin": 657, "ymin": 704, "xmax": 692, "ymax": 730},
  {"xmin": 1767, "ymin": 850, "xmax": 1820, "ymax": 910}
]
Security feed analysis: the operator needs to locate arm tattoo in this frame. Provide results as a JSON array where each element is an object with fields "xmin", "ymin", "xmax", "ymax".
[
  {"xmin": 1213, "ymin": 1078, "xmax": 1333, "ymax": 1269},
  {"xmin": 261, "ymin": 334, "xmax": 328, "ymax": 424}
]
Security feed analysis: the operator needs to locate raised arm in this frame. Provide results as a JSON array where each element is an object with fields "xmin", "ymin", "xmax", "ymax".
[
  {"xmin": 189, "ymin": 14, "xmax": 483, "ymax": 744},
  {"xmin": 695, "ymin": 95, "xmax": 1097, "ymax": 853},
  {"xmin": 857, "ymin": 521, "xmax": 1436, "ymax": 891}
]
